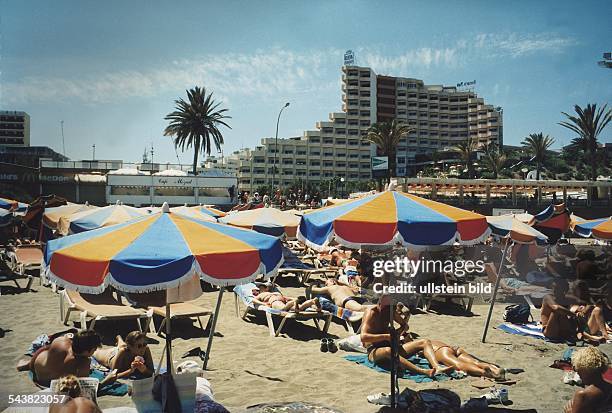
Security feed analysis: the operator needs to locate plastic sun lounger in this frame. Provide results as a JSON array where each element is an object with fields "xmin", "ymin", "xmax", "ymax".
[
  {"xmin": 0, "ymin": 253, "xmax": 33, "ymax": 293},
  {"xmin": 233, "ymin": 283, "xmax": 332, "ymax": 337},
  {"xmin": 11, "ymin": 244, "xmax": 43, "ymax": 275},
  {"xmin": 148, "ymin": 302, "xmax": 213, "ymax": 336},
  {"xmin": 484, "ymin": 262, "xmax": 551, "ymax": 307},
  {"xmin": 418, "ymin": 273, "xmax": 474, "ymax": 313},
  {"xmin": 60, "ymin": 290, "xmax": 151, "ymax": 332}
]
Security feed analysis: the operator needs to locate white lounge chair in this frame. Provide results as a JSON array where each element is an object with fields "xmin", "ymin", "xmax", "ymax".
[{"xmin": 233, "ymin": 283, "xmax": 332, "ymax": 337}]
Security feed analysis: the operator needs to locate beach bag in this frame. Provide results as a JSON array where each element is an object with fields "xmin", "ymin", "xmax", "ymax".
[{"xmin": 503, "ymin": 303, "xmax": 532, "ymax": 324}]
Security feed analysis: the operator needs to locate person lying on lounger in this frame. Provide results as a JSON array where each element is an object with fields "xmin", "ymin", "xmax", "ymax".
[
  {"xmin": 17, "ymin": 330, "xmax": 101, "ymax": 387},
  {"xmin": 93, "ymin": 331, "xmax": 154, "ymax": 382},
  {"xmin": 360, "ymin": 296, "xmax": 454, "ymax": 378},
  {"xmin": 563, "ymin": 347, "xmax": 611, "ymax": 413},
  {"xmin": 308, "ymin": 279, "xmax": 369, "ymax": 312},
  {"xmin": 541, "ymin": 279, "xmax": 605, "ymax": 344},
  {"xmin": 253, "ymin": 282, "xmax": 322, "ymax": 313},
  {"xmin": 49, "ymin": 374, "xmax": 101, "ymax": 413}
]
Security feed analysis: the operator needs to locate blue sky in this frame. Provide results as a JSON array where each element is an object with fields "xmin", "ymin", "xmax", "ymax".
[{"xmin": 2, "ymin": 0, "xmax": 610, "ymax": 163}]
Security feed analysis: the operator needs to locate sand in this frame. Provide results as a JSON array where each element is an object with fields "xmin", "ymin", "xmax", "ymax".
[{"xmin": 1, "ymin": 277, "xmax": 610, "ymax": 413}]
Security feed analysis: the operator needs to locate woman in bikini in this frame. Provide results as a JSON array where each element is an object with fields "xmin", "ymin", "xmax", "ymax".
[
  {"xmin": 252, "ymin": 282, "xmax": 322, "ymax": 313},
  {"xmin": 428, "ymin": 340, "xmax": 506, "ymax": 380},
  {"xmin": 93, "ymin": 331, "xmax": 154, "ymax": 381}
]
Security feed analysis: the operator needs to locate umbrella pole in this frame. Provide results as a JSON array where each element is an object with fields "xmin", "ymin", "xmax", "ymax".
[
  {"xmin": 482, "ymin": 239, "xmax": 512, "ymax": 343},
  {"xmin": 165, "ymin": 303, "xmax": 172, "ymax": 374},
  {"xmin": 389, "ymin": 301, "xmax": 398, "ymax": 408},
  {"xmin": 203, "ymin": 287, "xmax": 225, "ymax": 370}
]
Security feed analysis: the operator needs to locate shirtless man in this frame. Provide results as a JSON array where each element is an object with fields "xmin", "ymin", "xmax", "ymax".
[
  {"xmin": 309, "ymin": 279, "xmax": 369, "ymax": 311},
  {"xmin": 360, "ymin": 296, "xmax": 453, "ymax": 378},
  {"xmin": 564, "ymin": 347, "xmax": 611, "ymax": 413},
  {"xmin": 17, "ymin": 330, "xmax": 101, "ymax": 387}
]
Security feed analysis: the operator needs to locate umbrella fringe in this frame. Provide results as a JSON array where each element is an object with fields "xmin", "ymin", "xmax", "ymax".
[{"xmin": 42, "ymin": 254, "xmax": 285, "ymax": 292}]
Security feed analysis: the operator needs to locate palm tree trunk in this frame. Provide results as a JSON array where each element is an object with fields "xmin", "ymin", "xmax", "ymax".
[{"xmin": 192, "ymin": 139, "xmax": 200, "ymax": 176}]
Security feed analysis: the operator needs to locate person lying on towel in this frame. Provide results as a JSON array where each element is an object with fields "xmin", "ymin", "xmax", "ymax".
[
  {"xmin": 17, "ymin": 330, "xmax": 101, "ymax": 387},
  {"xmin": 252, "ymin": 282, "xmax": 322, "ymax": 313},
  {"xmin": 49, "ymin": 374, "xmax": 101, "ymax": 413},
  {"xmin": 308, "ymin": 279, "xmax": 370, "ymax": 312},
  {"xmin": 564, "ymin": 347, "xmax": 611, "ymax": 413},
  {"xmin": 93, "ymin": 331, "xmax": 154, "ymax": 382},
  {"xmin": 541, "ymin": 279, "xmax": 607, "ymax": 344},
  {"xmin": 360, "ymin": 296, "xmax": 454, "ymax": 378}
]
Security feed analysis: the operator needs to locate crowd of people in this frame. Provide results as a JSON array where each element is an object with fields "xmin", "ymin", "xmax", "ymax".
[{"xmin": 231, "ymin": 188, "xmax": 324, "ymax": 211}]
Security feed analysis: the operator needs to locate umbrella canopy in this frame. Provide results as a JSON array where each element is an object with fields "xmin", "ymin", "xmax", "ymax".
[
  {"xmin": 170, "ymin": 205, "xmax": 216, "ymax": 222},
  {"xmin": 221, "ymin": 208, "xmax": 301, "ymax": 238},
  {"xmin": 0, "ymin": 197, "xmax": 20, "ymax": 211},
  {"xmin": 298, "ymin": 191, "xmax": 490, "ymax": 250},
  {"xmin": 529, "ymin": 203, "xmax": 571, "ymax": 243},
  {"xmin": 43, "ymin": 203, "xmax": 98, "ymax": 231},
  {"xmin": 571, "ymin": 217, "xmax": 612, "ymax": 241},
  {"xmin": 192, "ymin": 205, "xmax": 226, "ymax": 219},
  {"xmin": 58, "ymin": 203, "xmax": 147, "ymax": 235},
  {"xmin": 44, "ymin": 207, "xmax": 283, "ymax": 292},
  {"xmin": 0, "ymin": 208, "xmax": 14, "ymax": 227},
  {"xmin": 486, "ymin": 215, "xmax": 548, "ymax": 245}
]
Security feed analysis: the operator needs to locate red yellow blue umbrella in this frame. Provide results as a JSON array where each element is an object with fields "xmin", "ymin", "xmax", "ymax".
[
  {"xmin": 298, "ymin": 191, "xmax": 490, "ymax": 250},
  {"xmin": 571, "ymin": 217, "xmax": 612, "ymax": 241}
]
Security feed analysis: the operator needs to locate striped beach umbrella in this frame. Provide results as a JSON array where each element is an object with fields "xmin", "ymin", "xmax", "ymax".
[
  {"xmin": 0, "ymin": 208, "xmax": 13, "ymax": 227},
  {"xmin": 221, "ymin": 208, "xmax": 301, "ymax": 238},
  {"xmin": 43, "ymin": 203, "xmax": 98, "ymax": 231},
  {"xmin": 571, "ymin": 217, "xmax": 612, "ymax": 241},
  {"xmin": 44, "ymin": 203, "xmax": 283, "ymax": 370},
  {"xmin": 0, "ymin": 197, "xmax": 19, "ymax": 211},
  {"xmin": 529, "ymin": 203, "xmax": 571, "ymax": 243},
  {"xmin": 170, "ymin": 205, "xmax": 216, "ymax": 222},
  {"xmin": 486, "ymin": 215, "xmax": 548, "ymax": 245},
  {"xmin": 58, "ymin": 203, "xmax": 147, "ymax": 235},
  {"xmin": 192, "ymin": 205, "xmax": 226, "ymax": 219},
  {"xmin": 298, "ymin": 191, "xmax": 490, "ymax": 251}
]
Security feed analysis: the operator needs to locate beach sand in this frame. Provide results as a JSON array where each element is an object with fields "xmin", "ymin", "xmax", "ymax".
[{"xmin": 1, "ymin": 278, "xmax": 610, "ymax": 413}]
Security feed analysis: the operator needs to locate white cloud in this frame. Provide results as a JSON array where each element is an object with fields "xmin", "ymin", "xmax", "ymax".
[
  {"xmin": 473, "ymin": 33, "xmax": 578, "ymax": 58},
  {"xmin": 4, "ymin": 33, "xmax": 577, "ymax": 105}
]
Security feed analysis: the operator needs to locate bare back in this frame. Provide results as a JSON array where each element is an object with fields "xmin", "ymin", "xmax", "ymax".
[{"xmin": 34, "ymin": 337, "xmax": 90, "ymax": 384}]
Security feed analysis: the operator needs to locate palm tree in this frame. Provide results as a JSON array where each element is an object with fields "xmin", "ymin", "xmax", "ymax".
[
  {"xmin": 559, "ymin": 103, "xmax": 612, "ymax": 182},
  {"xmin": 481, "ymin": 143, "xmax": 507, "ymax": 179},
  {"xmin": 164, "ymin": 86, "xmax": 231, "ymax": 175},
  {"xmin": 365, "ymin": 120, "xmax": 412, "ymax": 184},
  {"xmin": 521, "ymin": 133, "xmax": 555, "ymax": 180},
  {"xmin": 453, "ymin": 136, "xmax": 478, "ymax": 178}
]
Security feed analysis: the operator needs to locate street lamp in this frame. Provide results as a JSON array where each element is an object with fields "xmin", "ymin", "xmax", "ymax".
[{"xmin": 273, "ymin": 102, "xmax": 290, "ymax": 191}]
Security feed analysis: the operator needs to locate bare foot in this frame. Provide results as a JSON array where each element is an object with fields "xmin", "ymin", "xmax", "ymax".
[
  {"xmin": 434, "ymin": 365, "xmax": 455, "ymax": 375},
  {"xmin": 16, "ymin": 359, "xmax": 30, "ymax": 371},
  {"xmin": 484, "ymin": 366, "xmax": 506, "ymax": 381},
  {"xmin": 99, "ymin": 371, "xmax": 117, "ymax": 386}
]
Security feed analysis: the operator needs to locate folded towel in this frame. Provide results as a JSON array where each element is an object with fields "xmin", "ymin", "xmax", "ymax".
[
  {"xmin": 497, "ymin": 322, "xmax": 546, "ymax": 340},
  {"xmin": 318, "ymin": 297, "xmax": 357, "ymax": 321},
  {"xmin": 344, "ymin": 354, "xmax": 464, "ymax": 383}
]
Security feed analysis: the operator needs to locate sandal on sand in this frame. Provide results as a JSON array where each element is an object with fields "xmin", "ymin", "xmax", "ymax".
[
  {"xmin": 327, "ymin": 339, "xmax": 338, "ymax": 353},
  {"xmin": 320, "ymin": 338, "xmax": 329, "ymax": 353}
]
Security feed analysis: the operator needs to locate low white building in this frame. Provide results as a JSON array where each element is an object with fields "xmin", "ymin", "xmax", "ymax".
[{"xmin": 106, "ymin": 169, "xmax": 237, "ymax": 206}]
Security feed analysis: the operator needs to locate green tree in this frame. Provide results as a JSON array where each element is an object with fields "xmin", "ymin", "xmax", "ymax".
[
  {"xmin": 559, "ymin": 103, "xmax": 612, "ymax": 182},
  {"xmin": 453, "ymin": 136, "xmax": 478, "ymax": 178},
  {"xmin": 164, "ymin": 86, "xmax": 231, "ymax": 175},
  {"xmin": 481, "ymin": 143, "xmax": 507, "ymax": 179},
  {"xmin": 366, "ymin": 120, "xmax": 412, "ymax": 184},
  {"xmin": 521, "ymin": 133, "xmax": 555, "ymax": 180}
]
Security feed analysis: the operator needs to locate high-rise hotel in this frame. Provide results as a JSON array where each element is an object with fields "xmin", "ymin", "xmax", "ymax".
[{"xmin": 228, "ymin": 65, "xmax": 502, "ymax": 191}]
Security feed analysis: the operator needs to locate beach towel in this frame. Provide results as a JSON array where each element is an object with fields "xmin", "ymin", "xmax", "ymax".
[
  {"xmin": 497, "ymin": 322, "xmax": 546, "ymax": 340},
  {"xmin": 317, "ymin": 297, "xmax": 358, "ymax": 321},
  {"xmin": 343, "ymin": 354, "xmax": 464, "ymax": 383}
]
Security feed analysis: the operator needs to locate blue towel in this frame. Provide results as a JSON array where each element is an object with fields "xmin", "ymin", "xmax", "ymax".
[
  {"xmin": 344, "ymin": 354, "xmax": 463, "ymax": 383},
  {"xmin": 90, "ymin": 370, "xmax": 129, "ymax": 396}
]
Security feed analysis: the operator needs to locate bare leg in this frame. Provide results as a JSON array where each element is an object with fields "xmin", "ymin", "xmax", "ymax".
[
  {"xmin": 456, "ymin": 351, "xmax": 505, "ymax": 379},
  {"xmin": 587, "ymin": 306, "xmax": 609, "ymax": 340},
  {"xmin": 368, "ymin": 347, "xmax": 434, "ymax": 377},
  {"xmin": 400, "ymin": 339, "xmax": 454, "ymax": 375},
  {"xmin": 543, "ymin": 311, "xmax": 577, "ymax": 341},
  {"xmin": 343, "ymin": 299, "xmax": 365, "ymax": 312},
  {"xmin": 435, "ymin": 347, "xmax": 487, "ymax": 377},
  {"xmin": 298, "ymin": 297, "xmax": 321, "ymax": 312}
]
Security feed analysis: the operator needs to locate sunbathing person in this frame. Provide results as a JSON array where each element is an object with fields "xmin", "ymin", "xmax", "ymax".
[
  {"xmin": 253, "ymin": 282, "xmax": 322, "ymax": 313},
  {"xmin": 17, "ymin": 330, "xmax": 101, "ymax": 387},
  {"xmin": 93, "ymin": 331, "xmax": 154, "ymax": 381},
  {"xmin": 49, "ymin": 374, "xmax": 101, "ymax": 413},
  {"xmin": 563, "ymin": 347, "xmax": 611, "ymax": 413},
  {"xmin": 309, "ymin": 279, "xmax": 369, "ymax": 312},
  {"xmin": 428, "ymin": 339, "xmax": 506, "ymax": 380},
  {"xmin": 360, "ymin": 296, "xmax": 454, "ymax": 378},
  {"xmin": 541, "ymin": 279, "xmax": 605, "ymax": 344}
]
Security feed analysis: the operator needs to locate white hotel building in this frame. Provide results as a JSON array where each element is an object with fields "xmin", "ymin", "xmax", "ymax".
[{"xmin": 225, "ymin": 65, "xmax": 502, "ymax": 191}]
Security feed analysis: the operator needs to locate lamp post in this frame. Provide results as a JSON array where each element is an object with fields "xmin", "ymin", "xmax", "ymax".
[{"xmin": 273, "ymin": 102, "xmax": 290, "ymax": 192}]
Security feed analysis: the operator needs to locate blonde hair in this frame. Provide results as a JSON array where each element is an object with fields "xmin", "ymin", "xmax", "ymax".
[
  {"xmin": 571, "ymin": 346, "xmax": 610, "ymax": 374},
  {"xmin": 57, "ymin": 375, "xmax": 82, "ymax": 399}
]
